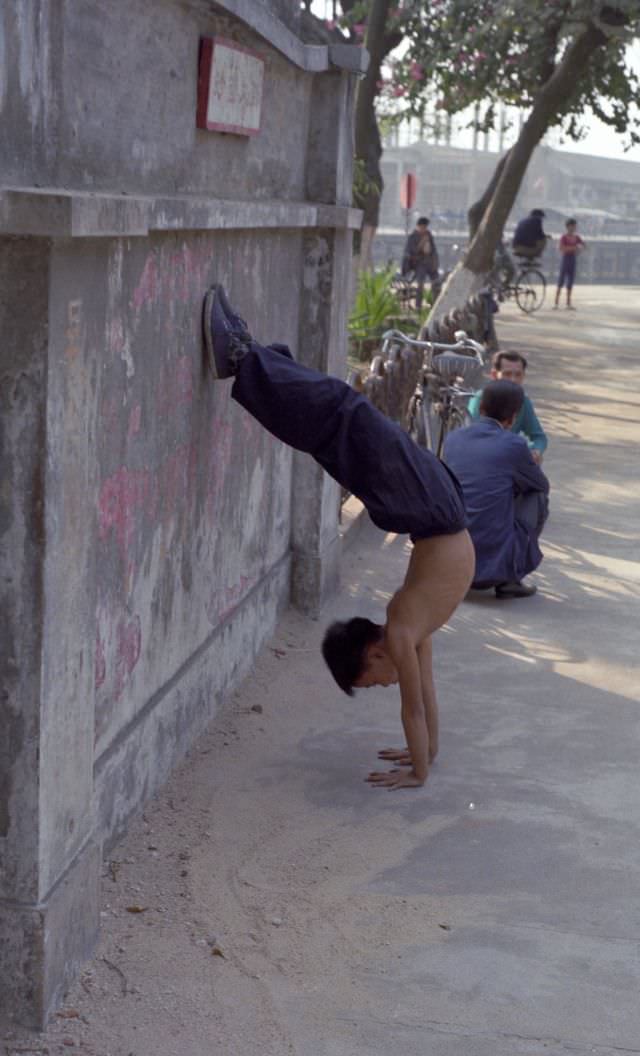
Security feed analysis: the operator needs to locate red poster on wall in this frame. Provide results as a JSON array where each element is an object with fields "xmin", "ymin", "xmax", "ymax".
[
  {"xmin": 197, "ymin": 37, "xmax": 265, "ymax": 136},
  {"xmin": 400, "ymin": 172, "xmax": 417, "ymax": 210}
]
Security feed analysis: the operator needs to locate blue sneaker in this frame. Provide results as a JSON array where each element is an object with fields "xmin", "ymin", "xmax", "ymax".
[
  {"xmin": 202, "ymin": 285, "xmax": 251, "ymax": 379},
  {"xmin": 215, "ymin": 284, "xmax": 249, "ymax": 335}
]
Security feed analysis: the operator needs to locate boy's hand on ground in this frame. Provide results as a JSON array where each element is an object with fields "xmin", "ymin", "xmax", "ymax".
[
  {"xmin": 366, "ymin": 768, "xmax": 425, "ymax": 790},
  {"xmin": 377, "ymin": 747, "xmax": 412, "ymax": 765}
]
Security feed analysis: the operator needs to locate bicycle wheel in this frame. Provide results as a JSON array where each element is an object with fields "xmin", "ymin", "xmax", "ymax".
[
  {"xmin": 407, "ymin": 393, "xmax": 427, "ymax": 447},
  {"xmin": 515, "ymin": 268, "xmax": 546, "ymax": 313}
]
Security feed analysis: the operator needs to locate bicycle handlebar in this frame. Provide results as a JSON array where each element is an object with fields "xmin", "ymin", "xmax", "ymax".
[{"xmin": 381, "ymin": 329, "xmax": 485, "ymax": 364}]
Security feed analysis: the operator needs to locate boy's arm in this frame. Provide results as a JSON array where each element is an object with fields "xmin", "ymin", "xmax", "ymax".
[
  {"xmin": 521, "ymin": 396, "xmax": 548, "ymax": 453},
  {"xmin": 512, "ymin": 439, "xmax": 550, "ymax": 496},
  {"xmin": 417, "ymin": 637, "xmax": 438, "ymax": 763},
  {"xmin": 367, "ymin": 629, "xmax": 428, "ymax": 789},
  {"xmin": 467, "ymin": 391, "xmax": 482, "ymax": 419}
]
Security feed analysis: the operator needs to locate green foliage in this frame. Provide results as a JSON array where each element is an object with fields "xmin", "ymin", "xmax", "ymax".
[
  {"xmin": 352, "ymin": 157, "xmax": 381, "ymax": 209},
  {"xmin": 332, "ymin": 0, "xmax": 640, "ymax": 149},
  {"xmin": 399, "ymin": 1, "xmax": 640, "ymax": 147},
  {"xmin": 348, "ymin": 267, "xmax": 401, "ymax": 342}
]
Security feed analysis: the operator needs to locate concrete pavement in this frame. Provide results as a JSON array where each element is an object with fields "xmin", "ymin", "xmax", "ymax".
[{"xmin": 3, "ymin": 285, "xmax": 639, "ymax": 1056}]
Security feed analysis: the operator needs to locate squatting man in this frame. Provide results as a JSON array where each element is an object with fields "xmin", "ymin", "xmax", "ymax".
[{"xmin": 202, "ymin": 284, "xmax": 475, "ymax": 790}]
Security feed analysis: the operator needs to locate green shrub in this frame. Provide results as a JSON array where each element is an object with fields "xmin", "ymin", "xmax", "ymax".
[{"xmin": 348, "ymin": 267, "xmax": 401, "ymax": 345}]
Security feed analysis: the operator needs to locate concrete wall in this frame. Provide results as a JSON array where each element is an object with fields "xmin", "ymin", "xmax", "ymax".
[{"xmin": 0, "ymin": 0, "xmax": 363, "ymax": 1027}]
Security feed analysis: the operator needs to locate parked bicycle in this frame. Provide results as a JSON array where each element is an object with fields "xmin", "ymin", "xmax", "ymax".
[
  {"xmin": 380, "ymin": 329, "xmax": 486, "ymax": 458},
  {"xmin": 488, "ymin": 251, "xmax": 547, "ymax": 314}
]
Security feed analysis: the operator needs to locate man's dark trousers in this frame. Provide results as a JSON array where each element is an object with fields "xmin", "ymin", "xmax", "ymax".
[{"xmin": 231, "ymin": 341, "xmax": 467, "ymax": 541}]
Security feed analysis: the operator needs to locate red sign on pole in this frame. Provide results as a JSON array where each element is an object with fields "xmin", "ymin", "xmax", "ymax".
[{"xmin": 400, "ymin": 172, "xmax": 417, "ymax": 210}]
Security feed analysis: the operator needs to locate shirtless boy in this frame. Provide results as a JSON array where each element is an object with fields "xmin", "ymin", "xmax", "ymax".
[{"xmin": 202, "ymin": 285, "xmax": 475, "ymax": 790}]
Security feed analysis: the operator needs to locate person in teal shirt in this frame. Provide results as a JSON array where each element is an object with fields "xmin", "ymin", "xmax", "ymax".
[{"xmin": 467, "ymin": 350, "xmax": 547, "ymax": 463}]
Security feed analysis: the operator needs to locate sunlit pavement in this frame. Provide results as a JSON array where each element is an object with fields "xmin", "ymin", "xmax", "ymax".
[{"xmin": 11, "ymin": 286, "xmax": 639, "ymax": 1056}]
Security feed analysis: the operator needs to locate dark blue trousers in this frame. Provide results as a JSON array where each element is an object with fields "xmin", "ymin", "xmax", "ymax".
[
  {"xmin": 557, "ymin": 254, "xmax": 576, "ymax": 290},
  {"xmin": 231, "ymin": 341, "xmax": 467, "ymax": 540}
]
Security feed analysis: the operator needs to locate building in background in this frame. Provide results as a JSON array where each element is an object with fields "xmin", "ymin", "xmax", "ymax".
[{"xmin": 376, "ymin": 141, "xmax": 640, "ymax": 283}]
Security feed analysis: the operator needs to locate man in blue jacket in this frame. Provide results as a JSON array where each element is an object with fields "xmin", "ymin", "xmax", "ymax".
[
  {"xmin": 512, "ymin": 208, "xmax": 549, "ymax": 259},
  {"xmin": 467, "ymin": 350, "xmax": 547, "ymax": 463},
  {"xmin": 444, "ymin": 380, "xmax": 550, "ymax": 599}
]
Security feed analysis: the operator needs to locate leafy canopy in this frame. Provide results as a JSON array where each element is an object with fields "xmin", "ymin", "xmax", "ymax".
[{"xmin": 335, "ymin": 0, "xmax": 640, "ymax": 147}]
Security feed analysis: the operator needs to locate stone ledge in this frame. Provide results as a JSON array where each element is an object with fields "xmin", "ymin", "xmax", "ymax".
[
  {"xmin": 0, "ymin": 189, "xmax": 362, "ymax": 238},
  {"xmin": 210, "ymin": 0, "xmax": 368, "ymax": 73}
]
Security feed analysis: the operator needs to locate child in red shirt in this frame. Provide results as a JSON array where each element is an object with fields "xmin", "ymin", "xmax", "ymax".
[{"xmin": 554, "ymin": 218, "xmax": 586, "ymax": 310}]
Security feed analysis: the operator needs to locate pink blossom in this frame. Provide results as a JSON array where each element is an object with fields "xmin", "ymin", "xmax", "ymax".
[
  {"xmin": 325, "ymin": 18, "xmax": 336, "ymax": 29},
  {"xmin": 392, "ymin": 84, "xmax": 407, "ymax": 97},
  {"xmin": 353, "ymin": 23, "xmax": 366, "ymax": 39},
  {"xmin": 409, "ymin": 61, "xmax": 424, "ymax": 81}
]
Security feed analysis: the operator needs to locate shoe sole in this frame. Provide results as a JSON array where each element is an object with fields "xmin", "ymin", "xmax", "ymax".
[{"xmin": 203, "ymin": 285, "xmax": 225, "ymax": 380}]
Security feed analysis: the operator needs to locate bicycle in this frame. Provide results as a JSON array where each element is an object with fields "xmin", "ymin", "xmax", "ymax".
[
  {"xmin": 380, "ymin": 329, "xmax": 486, "ymax": 458},
  {"xmin": 489, "ymin": 252, "xmax": 547, "ymax": 314}
]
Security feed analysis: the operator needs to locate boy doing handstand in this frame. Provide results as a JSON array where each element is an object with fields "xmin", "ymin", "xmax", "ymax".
[{"xmin": 202, "ymin": 286, "xmax": 475, "ymax": 790}]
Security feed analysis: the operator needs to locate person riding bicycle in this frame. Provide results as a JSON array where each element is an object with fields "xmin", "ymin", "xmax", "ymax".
[
  {"xmin": 401, "ymin": 216, "xmax": 440, "ymax": 309},
  {"xmin": 202, "ymin": 284, "xmax": 475, "ymax": 789},
  {"xmin": 512, "ymin": 208, "xmax": 550, "ymax": 260}
]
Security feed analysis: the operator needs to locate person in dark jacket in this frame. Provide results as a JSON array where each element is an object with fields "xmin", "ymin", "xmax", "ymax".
[
  {"xmin": 443, "ymin": 380, "xmax": 549, "ymax": 598},
  {"xmin": 512, "ymin": 208, "xmax": 549, "ymax": 260},
  {"xmin": 401, "ymin": 216, "xmax": 439, "ymax": 309}
]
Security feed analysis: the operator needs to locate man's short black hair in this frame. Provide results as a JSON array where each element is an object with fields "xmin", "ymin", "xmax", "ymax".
[
  {"xmin": 416, "ymin": 216, "xmax": 430, "ymax": 226},
  {"xmin": 322, "ymin": 618, "xmax": 383, "ymax": 696},
  {"xmin": 566, "ymin": 217, "xmax": 577, "ymax": 227},
  {"xmin": 531, "ymin": 208, "xmax": 545, "ymax": 218},
  {"xmin": 479, "ymin": 380, "xmax": 524, "ymax": 423},
  {"xmin": 492, "ymin": 349, "xmax": 528, "ymax": 372}
]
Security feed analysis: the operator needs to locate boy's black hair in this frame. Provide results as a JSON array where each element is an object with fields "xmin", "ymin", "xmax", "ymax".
[
  {"xmin": 321, "ymin": 618, "xmax": 383, "ymax": 696},
  {"xmin": 492, "ymin": 349, "xmax": 528, "ymax": 372},
  {"xmin": 566, "ymin": 218, "xmax": 577, "ymax": 227},
  {"xmin": 479, "ymin": 379, "xmax": 524, "ymax": 423},
  {"xmin": 416, "ymin": 216, "xmax": 430, "ymax": 226}
]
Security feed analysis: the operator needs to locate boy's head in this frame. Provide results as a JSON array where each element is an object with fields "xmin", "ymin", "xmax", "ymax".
[
  {"xmin": 479, "ymin": 379, "xmax": 524, "ymax": 426},
  {"xmin": 566, "ymin": 218, "xmax": 577, "ymax": 232},
  {"xmin": 416, "ymin": 216, "xmax": 430, "ymax": 230},
  {"xmin": 322, "ymin": 618, "xmax": 397, "ymax": 695},
  {"xmin": 490, "ymin": 350, "xmax": 528, "ymax": 387}
]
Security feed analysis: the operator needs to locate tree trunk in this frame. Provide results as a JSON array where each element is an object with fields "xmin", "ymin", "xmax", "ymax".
[
  {"xmin": 429, "ymin": 20, "xmax": 607, "ymax": 328},
  {"xmin": 467, "ymin": 149, "xmax": 511, "ymax": 240},
  {"xmin": 353, "ymin": 0, "xmax": 394, "ymax": 268}
]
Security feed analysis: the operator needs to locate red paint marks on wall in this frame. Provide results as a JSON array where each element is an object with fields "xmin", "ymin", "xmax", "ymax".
[
  {"xmin": 95, "ymin": 611, "xmax": 142, "ymax": 706},
  {"xmin": 114, "ymin": 615, "xmax": 142, "ymax": 700},
  {"xmin": 156, "ymin": 356, "xmax": 193, "ymax": 416},
  {"xmin": 205, "ymin": 574, "xmax": 254, "ymax": 626},
  {"xmin": 131, "ymin": 245, "xmax": 212, "ymax": 314},
  {"xmin": 132, "ymin": 254, "xmax": 159, "ymax": 311},
  {"xmin": 95, "ymin": 627, "xmax": 106, "ymax": 689},
  {"xmin": 128, "ymin": 404, "xmax": 142, "ymax": 439},
  {"xmin": 98, "ymin": 466, "xmax": 156, "ymax": 558}
]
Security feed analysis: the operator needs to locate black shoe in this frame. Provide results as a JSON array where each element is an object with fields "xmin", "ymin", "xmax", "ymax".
[
  {"xmin": 495, "ymin": 580, "xmax": 537, "ymax": 599},
  {"xmin": 202, "ymin": 285, "xmax": 251, "ymax": 379},
  {"xmin": 215, "ymin": 283, "xmax": 249, "ymax": 335}
]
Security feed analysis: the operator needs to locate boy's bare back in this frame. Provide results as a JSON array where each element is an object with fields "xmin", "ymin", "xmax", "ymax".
[{"xmin": 386, "ymin": 530, "xmax": 475, "ymax": 643}]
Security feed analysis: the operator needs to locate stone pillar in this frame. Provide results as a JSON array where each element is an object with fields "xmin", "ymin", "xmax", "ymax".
[
  {"xmin": 0, "ymin": 239, "xmax": 100, "ymax": 1028},
  {"xmin": 290, "ymin": 69, "xmax": 356, "ymax": 616}
]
